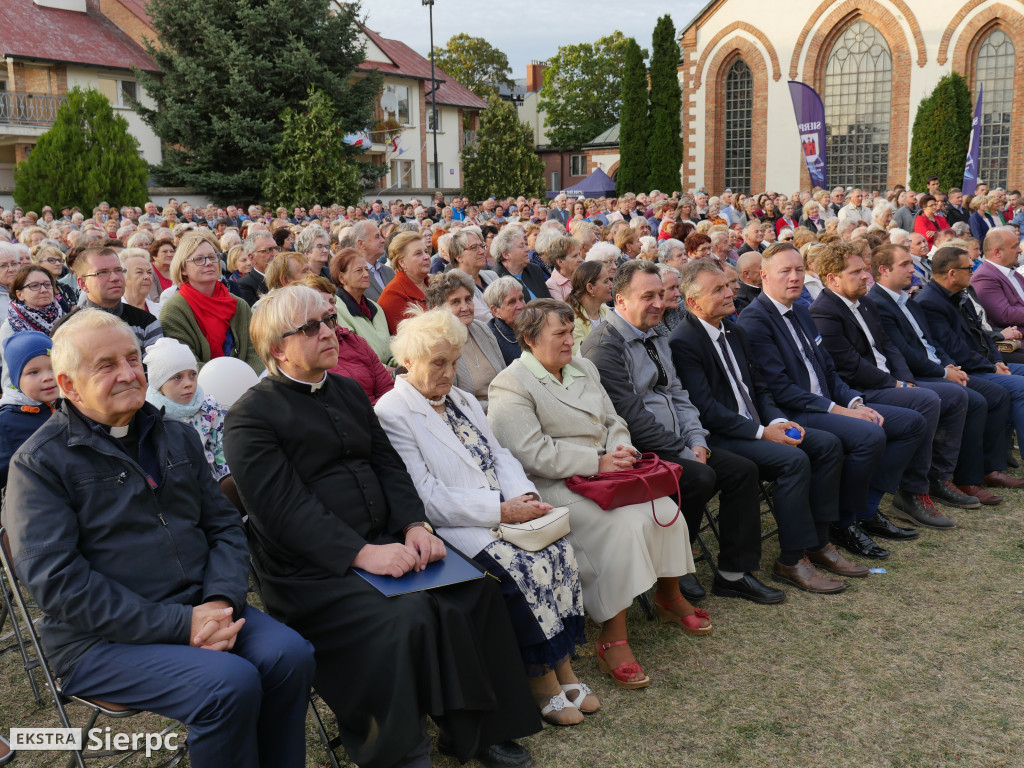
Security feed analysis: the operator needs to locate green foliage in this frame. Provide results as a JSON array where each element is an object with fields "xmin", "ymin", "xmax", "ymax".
[
  {"xmin": 461, "ymin": 95, "xmax": 546, "ymax": 200},
  {"xmin": 135, "ymin": 0, "xmax": 379, "ymax": 203},
  {"xmin": 539, "ymin": 31, "xmax": 639, "ymax": 150},
  {"xmin": 909, "ymin": 72, "xmax": 972, "ymax": 191},
  {"xmin": 13, "ymin": 87, "xmax": 148, "ymax": 212},
  {"xmin": 616, "ymin": 38, "xmax": 649, "ymax": 195},
  {"xmin": 432, "ymin": 34, "xmax": 514, "ymax": 102},
  {"xmin": 262, "ymin": 87, "xmax": 362, "ymax": 209},
  {"xmin": 646, "ymin": 15, "xmax": 683, "ymax": 192}
]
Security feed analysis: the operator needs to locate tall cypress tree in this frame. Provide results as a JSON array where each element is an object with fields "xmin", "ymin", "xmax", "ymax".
[
  {"xmin": 14, "ymin": 87, "xmax": 148, "ymax": 211},
  {"xmin": 646, "ymin": 15, "xmax": 683, "ymax": 193},
  {"xmin": 462, "ymin": 96, "xmax": 546, "ymax": 200},
  {"xmin": 617, "ymin": 38, "xmax": 649, "ymax": 195},
  {"xmin": 908, "ymin": 73, "xmax": 972, "ymax": 191},
  {"xmin": 134, "ymin": 0, "xmax": 379, "ymax": 203}
]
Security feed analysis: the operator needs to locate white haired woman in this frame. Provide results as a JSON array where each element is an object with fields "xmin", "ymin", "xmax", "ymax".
[
  {"xmin": 225, "ymin": 285, "xmax": 541, "ymax": 768},
  {"xmin": 294, "ymin": 224, "xmax": 332, "ymax": 279},
  {"xmin": 869, "ymin": 198, "xmax": 894, "ymax": 232},
  {"xmin": 425, "ymin": 271, "xmax": 505, "ymax": 411},
  {"xmin": 488, "ymin": 300, "xmax": 701, "ymax": 691},
  {"xmin": 484, "ymin": 276, "xmax": 526, "ymax": 366},
  {"xmin": 119, "ymin": 247, "xmax": 162, "ymax": 315},
  {"xmin": 448, "ymin": 228, "xmax": 498, "ymax": 322},
  {"xmin": 375, "ymin": 308, "xmax": 595, "ymax": 726}
]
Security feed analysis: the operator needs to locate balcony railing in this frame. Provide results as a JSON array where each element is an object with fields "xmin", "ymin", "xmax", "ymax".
[
  {"xmin": 462, "ymin": 129, "xmax": 477, "ymax": 147},
  {"xmin": 0, "ymin": 92, "xmax": 67, "ymax": 127}
]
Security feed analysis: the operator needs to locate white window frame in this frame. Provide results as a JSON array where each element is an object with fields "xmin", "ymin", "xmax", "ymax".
[
  {"xmin": 570, "ymin": 154, "xmax": 586, "ymax": 176},
  {"xmin": 97, "ymin": 76, "xmax": 137, "ymax": 108},
  {"xmin": 386, "ymin": 84, "xmax": 412, "ymax": 127},
  {"xmin": 427, "ymin": 106, "xmax": 442, "ymax": 133},
  {"xmin": 391, "ymin": 159, "xmax": 415, "ymax": 188},
  {"xmin": 551, "ymin": 171, "xmax": 560, "ymax": 190}
]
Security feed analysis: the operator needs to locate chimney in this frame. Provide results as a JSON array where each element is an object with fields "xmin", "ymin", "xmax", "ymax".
[{"xmin": 526, "ymin": 61, "xmax": 547, "ymax": 93}]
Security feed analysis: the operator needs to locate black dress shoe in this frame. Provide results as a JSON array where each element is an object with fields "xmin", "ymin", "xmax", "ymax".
[
  {"xmin": 678, "ymin": 573, "xmax": 706, "ymax": 602},
  {"xmin": 859, "ymin": 511, "xmax": 919, "ymax": 540},
  {"xmin": 474, "ymin": 741, "xmax": 533, "ymax": 768},
  {"xmin": 711, "ymin": 572, "xmax": 786, "ymax": 604},
  {"xmin": 829, "ymin": 523, "xmax": 891, "ymax": 559},
  {"xmin": 1007, "ymin": 453, "xmax": 1020, "ymax": 469}
]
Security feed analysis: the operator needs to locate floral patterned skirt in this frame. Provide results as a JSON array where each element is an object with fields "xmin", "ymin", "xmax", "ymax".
[{"xmin": 474, "ymin": 537, "xmax": 586, "ymax": 677}]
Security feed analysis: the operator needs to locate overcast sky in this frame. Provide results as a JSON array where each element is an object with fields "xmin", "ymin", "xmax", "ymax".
[{"xmin": 362, "ymin": 1, "xmax": 706, "ymax": 78}]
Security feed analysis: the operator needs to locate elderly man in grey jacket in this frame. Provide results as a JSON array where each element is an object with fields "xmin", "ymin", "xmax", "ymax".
[
  {"xmin": 3, "ymin": 309, "xmax": 315, "ymax": 768},
  {"xmin": 581, "ymin": 259, "xmax": 783, "ymax": 605}
]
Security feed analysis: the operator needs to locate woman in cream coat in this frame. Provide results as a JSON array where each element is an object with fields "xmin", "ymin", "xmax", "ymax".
[
  {"xmin": 488, "ymin": 300, "xmax": 703, "ymax": 692},
  {"xmin": 375, "ymin": 308, "xmax": 597, "ymax": 727}
]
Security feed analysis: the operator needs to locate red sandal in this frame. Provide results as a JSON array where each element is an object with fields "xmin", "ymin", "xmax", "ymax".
[
  {"xmin": 595, "ymin": 639, "xmax": 650, "ymax": 689},
  {"xmin": 654, "ymin": 593, "xmax": 713, "ymax": 636}
]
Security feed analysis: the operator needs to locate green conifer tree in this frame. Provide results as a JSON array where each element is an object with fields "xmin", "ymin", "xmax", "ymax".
[
  {"xmin": 461, "ymin": 96, "xmax": 546, "ymax": 200},
  {"xmin": 908, "ymin": 73, "xmax": 972, "ymax": 191},
  {"xmin": 646, "ymin": 15, "xmax": 683, "ymax": 192},
  {"xmin": 13, "ymin": 87, "xmax": 148, "ymax": 212},
  {"xmin": 617, "ymin": 38, "xmax": 649, "ymax": 195}
]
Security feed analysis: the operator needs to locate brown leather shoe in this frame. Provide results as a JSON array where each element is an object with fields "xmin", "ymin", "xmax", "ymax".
[
  {"xmin": 957, "ymin": 484, "xmax": 1003, "ymax": 506},
  {"xmin": 773, "ymin": 558, "xmax": 846, "ymax": 594},
  {"xmin": 806, "ymin": 543, "xmax": 870, "ymax": 578},
  {"xmin": 984, "ymin": 471, "xmax": 1024, "ymax": 489}
]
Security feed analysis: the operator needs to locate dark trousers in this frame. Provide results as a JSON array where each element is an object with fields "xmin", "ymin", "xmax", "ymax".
[
  {"xmin": 905, "ymin": 378, "xmax": 970, "ymax": 480},
  {"xmin": 710, "ymin": 427, "xmax": 844, "ymax": 552},
  {"xmin": 61, "ymin": 606, "xmax": 316, "ymax": 768},
  {"xmin": 860, "ymin": 387, "xmax": 941, "ymax": 493},
  {"xmin": 799, "ymin": 402, "xmax": 927, "ymax": 526},
  {"xmin": 959, "ymin": 375, "xmax": 1011, "ymax": 479},
  {"xmin": 976, "ymin": 362, "xmax": 1024, "ymax": 446},
  {"xmin": 660, "ymin": 447, "xmax": 763, "ymax": 573}
]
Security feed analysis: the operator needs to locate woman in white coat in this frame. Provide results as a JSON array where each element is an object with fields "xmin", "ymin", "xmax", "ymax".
[
  {"xmin": 487, "ymin": 300, "xmax": 703, "ymax": 692},
  {"xmin": 375, "ymin": 308, "xmax": 597, "ymax": 727}
]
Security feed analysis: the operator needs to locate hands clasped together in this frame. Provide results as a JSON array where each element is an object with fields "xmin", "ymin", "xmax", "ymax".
[{"xmin": 352, "ymin": 526, "xmax": 448, "ymax": 578}]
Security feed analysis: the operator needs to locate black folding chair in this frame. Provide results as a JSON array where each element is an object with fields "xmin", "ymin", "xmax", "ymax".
[
  {"xmin": 759, "ymin": 480, "xmax": 780, "ymax": 543},
  {"xmin": 0, "ymin": 527, "xmax": 185, "ymax": 768},
  {"xmin": 0, "ymin": 733, "xmax": 13, "ymax": 766}
]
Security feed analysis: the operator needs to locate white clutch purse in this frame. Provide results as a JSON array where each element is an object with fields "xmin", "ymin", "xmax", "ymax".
[{"xmin": 490, "ymin": 506, "xmax": 570, "ymax": 551}]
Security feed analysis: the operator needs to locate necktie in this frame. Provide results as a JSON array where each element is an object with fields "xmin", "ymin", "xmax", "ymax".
[
  {"xmin": 784, "ymin": 310, "xmax": 830, "ymax": 397},
  {"xmin": 642, "ymin": 337, "xmax": 669, "ymax": 387},
  {"xmin": 716, "ymin": 332, "xmax": 760, "ymax": 424}
]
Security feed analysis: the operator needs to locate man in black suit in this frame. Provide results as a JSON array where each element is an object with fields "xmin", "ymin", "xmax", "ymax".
[
  {"xmin": 943, "ymin": 188, "xmax": 970, "ymax": 227},
  {"xmin": 735, "ymin": 222, "xmax": 765, "ymax": 257},
  {"xmin": 738, "ymin": 243, "xmax": 930, "ymax": 560},
  {"xmin": 670, "ymin": 261, "xmax": 865, "ymax": 593},
  {"xmin": 864, "ymin": 243, "xmax": 1009, "ymax": 505},
  {"xmin": 734, "ymin": 251, "xmax": 762, "ymax": 313},
  {"xmin": 809, "ymin": 242, "xmax": 976, "ymax": 529},
  {"xmin": 235, "ymin": 231, "xmax": 278, "ymax": 306}
]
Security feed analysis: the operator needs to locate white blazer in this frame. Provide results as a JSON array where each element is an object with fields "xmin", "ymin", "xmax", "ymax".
[{"xmin": 374, "ymin": 376, "xmax": 538, "ymax": 556}]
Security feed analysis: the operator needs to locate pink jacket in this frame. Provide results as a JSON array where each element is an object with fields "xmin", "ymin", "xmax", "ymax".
[{"xmin": 329, "ymin": 327, "xmax": 395, "ymax": 404}]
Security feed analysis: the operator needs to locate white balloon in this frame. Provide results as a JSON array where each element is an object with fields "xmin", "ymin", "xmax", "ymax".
[{"xmin": 198, "ymin": 357, "xmax": 260, "ymax": 408}]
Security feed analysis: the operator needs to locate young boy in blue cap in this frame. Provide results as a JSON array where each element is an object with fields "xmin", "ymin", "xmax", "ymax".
[{"xmin": 0, "ymin": 332, "xmax": 59, "ymax": 488}]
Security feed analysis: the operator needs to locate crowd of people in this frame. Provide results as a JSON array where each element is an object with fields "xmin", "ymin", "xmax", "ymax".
[{"xmin": 1, "ymin": 177, "xmax": 1023, "ymax": 768}]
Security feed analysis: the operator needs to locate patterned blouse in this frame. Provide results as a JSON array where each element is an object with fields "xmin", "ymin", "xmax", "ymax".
[{"xmin": 440, "ymin": 398, "xmax": 502, "ymax": 495}]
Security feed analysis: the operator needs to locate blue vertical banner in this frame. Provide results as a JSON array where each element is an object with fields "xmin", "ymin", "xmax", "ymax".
[
  {"xmin": 788, "ymin": 81, "xmax": 827, "ymax": 189},
  {"xmin": 962, "ymin": 84, "xmax": 983, "ymax": 195}
]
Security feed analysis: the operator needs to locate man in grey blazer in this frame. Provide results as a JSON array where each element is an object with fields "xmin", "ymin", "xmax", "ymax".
[
  {"xmin": 580, "ymin": 259, "xmax": 784, "ymax": 605},
  {"xmin": 352, "ymin": 220, "xmax": 395, "ymax": 304}
]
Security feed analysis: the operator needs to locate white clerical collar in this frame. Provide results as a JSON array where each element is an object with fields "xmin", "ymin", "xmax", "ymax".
[
  {"xmin": 109, "ymin": 424, "xmax": 130, "ymax": 438},
  {"xmin": 282, "ymin": 370, "xmax": 328, "ymax": 392}
]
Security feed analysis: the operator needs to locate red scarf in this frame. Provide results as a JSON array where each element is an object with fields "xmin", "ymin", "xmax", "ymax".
[{"xmin": 178, "ymin": 281, "xmax": 237, "ymax": 358}]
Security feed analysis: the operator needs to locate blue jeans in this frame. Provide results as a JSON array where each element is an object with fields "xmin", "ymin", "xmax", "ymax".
[{"xmin": 61, "ymin": 605, "xmax": 315, "ymax": 768}]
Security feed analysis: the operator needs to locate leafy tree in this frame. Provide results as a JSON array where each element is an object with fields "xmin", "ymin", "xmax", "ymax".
[
  {"xmin": 134, "ymin": 0, "xmax": 379, "ymax": 203},
  {"xmin": 431, "ymin": 34, "xmax": 514, "ymax": 102},
  {"xmin": 646, "ymin": 15, "xmax": 683, "ymax": 192},
  {"xmin": 14, "ymin": 86, "xmax": 148, "ymax": 212},
  {"xmin": 539, "ymin": 31, "xmax": 638, "ymax": 150},
  {"xmin": 262, "ymin": 88, "xmax": 362, "ymax": 209},
  {"xmin": 462, "ymin": 95, "xmax": 545, "ymax": 200},
  {"xmin": 909, "ymin": 72, "xmax": 972, "ymax": 191},
  {"xmin": 616, "ymin": 38, "xmax": 649, "ymax": 195}
]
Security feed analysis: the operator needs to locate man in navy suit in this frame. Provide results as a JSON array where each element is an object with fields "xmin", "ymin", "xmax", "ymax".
[
  {"xmin": 809, "ymin": 242, "xmax": 975, "ymax": 529},
  {"xmin": 670, "ymin": 261, "xmax": 866, "ymax": 593},
  {"xmin": 915, "ymin": 246, "xmax": 1024, "ymax": 491},
  {"xmin": 864, "ymin": 243, "xmax": 1009, "ymax": 505},
  {"xmin": 738, "ymin": 243, "xmax": 929, "ymax": 560}
]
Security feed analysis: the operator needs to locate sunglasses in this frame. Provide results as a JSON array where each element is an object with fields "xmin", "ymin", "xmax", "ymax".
[{"xmin": 281, "ymin": 313, "xmax": 338, "ymax": 339}]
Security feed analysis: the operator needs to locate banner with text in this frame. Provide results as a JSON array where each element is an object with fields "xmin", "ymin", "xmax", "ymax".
[
  {"xmin": 962, "ymin": 84, "xmax": 983, "ymax": 195},
  {"xmin": 788, "ymin": 81, "xmax": 827, "ymax": 189}
]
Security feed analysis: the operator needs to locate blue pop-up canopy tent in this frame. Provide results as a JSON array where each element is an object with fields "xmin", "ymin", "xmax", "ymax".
[{"xmin": 548, "ymin": 167, "xmax": 616, "ymax": 199}]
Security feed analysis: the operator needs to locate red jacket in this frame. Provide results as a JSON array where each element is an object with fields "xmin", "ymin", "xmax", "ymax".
[
  {"xmin": 329, "ymin": 327, "xmax": 394, "ymax": 404},
  {"xmin": 914, "ymin": 214, "xmax": 949, "ymax": 242},
  {"xmin": 377, "ymin": 271, "xmax": 428, "ymax": 334}
]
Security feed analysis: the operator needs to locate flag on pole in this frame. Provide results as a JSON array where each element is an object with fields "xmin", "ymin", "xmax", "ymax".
[
  {"xmin": 788, "ymin": 81, "xmax": 827, "ymax": 189},
  {"xmin": 962, "ymin": 85, "xmax": 983, "ymax": 195}
]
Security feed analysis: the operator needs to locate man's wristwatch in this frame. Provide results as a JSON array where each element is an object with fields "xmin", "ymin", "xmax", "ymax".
[{"xmin": 403, "ymin": 521, "xmax": 435, "ymax": 535}]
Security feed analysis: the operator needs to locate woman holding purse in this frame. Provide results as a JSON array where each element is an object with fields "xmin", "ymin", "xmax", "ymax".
[
  {"xmin": 487, "ymin": 300, "xmax": 705, "ymax": 692},
  {"xmin": 374, "ymin": 308, "xmax": 596, "ymax": 726}
]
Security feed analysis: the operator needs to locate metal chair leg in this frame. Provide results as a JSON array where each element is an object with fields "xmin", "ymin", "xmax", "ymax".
[{"xmin": 0, "ymin": 557, "xmax": 42, "ymax": 704}]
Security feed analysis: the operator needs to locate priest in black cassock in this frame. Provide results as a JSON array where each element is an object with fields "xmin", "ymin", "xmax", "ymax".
[{"xmin": 224, "ymin": 285, "xmax": 540, "ymax": 768}]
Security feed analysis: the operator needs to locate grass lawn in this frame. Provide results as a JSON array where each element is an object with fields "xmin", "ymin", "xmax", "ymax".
[{"xmin": 4, "ymin": 488, "xmax": 1024, "ymax": 768}]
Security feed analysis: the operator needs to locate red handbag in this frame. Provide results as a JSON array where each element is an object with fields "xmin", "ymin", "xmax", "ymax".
[{"xmin": 565, "ymin": 453, "xmax": 683, "ymax": 527}]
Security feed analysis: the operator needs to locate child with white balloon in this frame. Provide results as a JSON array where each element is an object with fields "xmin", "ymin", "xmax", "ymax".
[{"xmin": 144, "ymin": 337, "xmax": 230, "ymax": 481}]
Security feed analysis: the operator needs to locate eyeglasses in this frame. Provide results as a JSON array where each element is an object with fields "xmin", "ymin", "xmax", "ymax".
[
  {"xmin": 186, "ymin": 254, "xmax": 218, "ymax": 266},
  {"xmin": 40, "ymin": 257, "xmax": 63, "ymax": 266},
  {"xmin": 84, "ymin": 267, "xmax": 127, "ymax": 280},
  {"xmin": 0, "ymin": 262, "xmax": 18, "ymax": 270},
  {"xmin": 281, "ymin": 313, "xmax": 338, "ymax": 339},
  {"xmin": 21, "ymin": 280, "xmax": 53, "ymax": 292},
  {"xmin": 254, "ymin": 245, "xmax": 280, "ymax": 255},
  {"xmin": 949, "ymin": 266, "xmax": 974, "ymax": 272},
  {"xmin": 313, "ymin": 243, "xmax": 330, "ymax": 252},
  {"xmin": 464, "ymin": 244, "xmax": 485, "ymax": 252}
]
